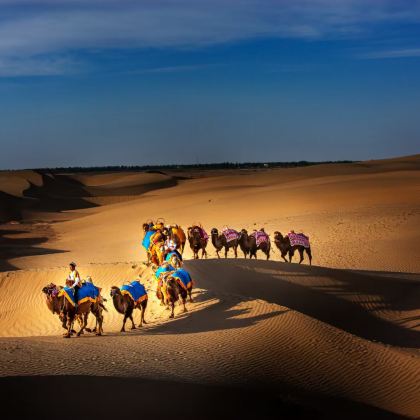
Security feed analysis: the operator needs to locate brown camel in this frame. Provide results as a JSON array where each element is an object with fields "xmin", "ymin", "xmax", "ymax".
[
  {"xmin": 42, "ymin": 285, "xmax": 104, "ymax": 338},
  {"xmin": 187, "ymin": 226, "xmax": 208, "ymax": 259},
  {"xmin": 238, "ymin": 229, "xmax": 270, "ymax": 259},
  {"xmin": 43, "ymin": 284, "xmax": 75, "ymax": 332},
  {"xmin": 110, "ymin": 286, "xmax": 147, "ymax": 332},
  {"xmin": 211, "ymin": 228, "xmax": 239, "ymax": 258},
  {"xmin": 142, "ymin": 223, "xmax": 167, "ymax": 265},
  {"xmin": 238, "ymin": 229, "xmax": 256, "ymax": 258},
  {"xmin": 157, "ymin": 275, "xmax": 188, "ymax": 319},
  {"xmin": 274, "ymin": 231, "xmax": 312, "ymax": 265}
]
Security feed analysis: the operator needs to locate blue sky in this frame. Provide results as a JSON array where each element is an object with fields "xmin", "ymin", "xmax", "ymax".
[{"xmin": 0, "ymin": 0, "xmax": 419, "ymax": 169}]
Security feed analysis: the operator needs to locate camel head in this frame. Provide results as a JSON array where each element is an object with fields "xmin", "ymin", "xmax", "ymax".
[
  {"xmin": 42, "ymin": 283, "xmax": 59, "ymax": 297},
  {"xmin": 110, "ymin": 286, "xmax": 121, "ymax": 297},
  {"xmin": 240, "ymin": 228, "xmax": 248, "ymax": 238},
  {"xmin": 188, "ymin": 226, "xmax": 201, "ymax": 240},
  {"xmin": 211, "ymin": 228, "xmax": 219, "ymax": 236},
  {"xmin": 170, "ymin": 255, "xmax": 182, "ymax": 268},
  {"xmin": 142, "ymin": 223, "xmax": 150, "ymax": 233}
]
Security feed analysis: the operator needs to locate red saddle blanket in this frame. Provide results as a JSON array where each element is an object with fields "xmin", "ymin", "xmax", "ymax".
[
  {"xmin": 222, "ymin": 229, "xmax": 239, "ymax": 242},
  {"xmin": 288, "ymin": 232, "xmax": 310, "ymax": 248},
  {"xmin": 252, "ymin": 231, "xmax": 269, "ymax": 246},
  {"xmin": 193, "ymin": 227, "xmax": 208, "ymax": 241}
]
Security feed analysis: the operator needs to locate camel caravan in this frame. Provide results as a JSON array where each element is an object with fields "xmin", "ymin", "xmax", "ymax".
[{"xmin": 42, "ymin": 220, "xmax": 311, "ymax": 338}]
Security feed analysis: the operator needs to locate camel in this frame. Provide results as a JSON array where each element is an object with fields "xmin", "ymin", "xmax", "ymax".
[
  {"xmin": 165, "ymin": 276, "xmax": 188, "ymax": 319},
  {"xmin": 149, "ymin": 242, "xmax": 165, "ymax": 266},
  {"xmin": 163, "ymin": 224, "xmax": 186, "ymax": 254},
  {"xmin": 211, "ymin": 228, "xmax": 239, "ymax": 258},
  {"xmin": 110, "ymin": 286, "xmax": 147, "ymax": 332},
  {"xmin": 238, "ymin": 229, "xmax": 270, "ymax": 259},
  {"xmin": 142, "ymin": 222, "xmax": 167, "ymax": 265},
  {"xmin": 42, "ymin": 284, "xmax": 104, "ymax": 338},
  {"xmin": 187, "ymin": 226, "xmax": 208, "ymax": 259},
  {"xmin": 274, "ymin": 231, "xmax": 312, "ymax": 265},
  {"xmin": 238, "ymin": 229, "xmax": 255, "ymax": 258}
]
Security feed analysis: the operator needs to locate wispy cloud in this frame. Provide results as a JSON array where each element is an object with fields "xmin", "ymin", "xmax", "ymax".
[
  {"xmin": 360, "ymin": 48, "xmax": 420, "ymax": 59},
  {"xmin": 0, "ymin": 55, "xmax": 79, "ymax": 76},
  {"xmin": 1, "ymin": 0, "xmax": 420, "ymax": 76},
  {"xmin": 127, "ymin": 63, "xmax": 221, "ymax": 75}
]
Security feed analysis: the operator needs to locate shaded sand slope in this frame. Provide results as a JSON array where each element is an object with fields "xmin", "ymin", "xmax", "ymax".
[
  {"xmin": 0, "ymin": 260, "xmax": 419, "ymax": 418},
  {"xmin": 0, "ymin": 170, "xmax": 178, "ymax": 222},
  {"xmin": 8, "ymin": 154, "xmax": 419, "ymax": 272},
  {"xmin": 0, "ymin": 376, "xmax": 399, "ymax": 420}
]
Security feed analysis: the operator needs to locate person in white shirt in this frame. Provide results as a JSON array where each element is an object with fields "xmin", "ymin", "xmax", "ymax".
[{"xmin": 68, "ymin": 262, "xmax": 81, "ymax": 303}]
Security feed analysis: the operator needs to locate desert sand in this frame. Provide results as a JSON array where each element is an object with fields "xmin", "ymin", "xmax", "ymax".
[{"xmin": 0, "ymin": 155, "xmax": 419, "ymax": 419}]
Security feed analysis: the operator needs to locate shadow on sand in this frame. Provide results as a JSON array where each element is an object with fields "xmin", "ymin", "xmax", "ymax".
[
  {"xmin": 182, "ymin": 259, "xmax": 420, "ymax": 348},
  {"xmin": 0, "ymin": 376, "xmax": 402, "ymax": 420},
  {"xmin": 0, "ymin": 227, "xmax": 67, "ymax": 272},
  {"xmin": 146, "ymin": 287, "xmax": 288, "ymax": 335}
]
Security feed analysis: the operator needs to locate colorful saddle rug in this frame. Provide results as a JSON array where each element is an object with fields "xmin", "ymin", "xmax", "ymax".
[
  {"xmin": 142, "ymin": 230, "xmax": 155, "ymax": 251},
  {"xmin": 192, "ymin": 226, "xmax": 208, "ymax": 241},
  {"xmin": 59, "ymin": 282, "xmax": 99, "ymax": 306},
  {"xmin": 172, "ymin": 268, "xmax": 193, "ymax": 291},
  {"xmin": 222, "ymin": 228, "xmax": 239, "ymax": 242},
  {"xmin": 165, "ymin": 250, "xmax": 183, "ymax": 262},
  {"xmin": 121, "ymin": 281, "xmax": 148, "ymax": 304},
  {"xmin": 252, "ymin": 231, "xmax": 270, "ymax": 247},
  {"xmin": 288, "ymin": 232, "xmax": 310, "ymax": 248},
  {"xmin": 154, "ymin": 264, "xmax": 175, "ymax": 280}
]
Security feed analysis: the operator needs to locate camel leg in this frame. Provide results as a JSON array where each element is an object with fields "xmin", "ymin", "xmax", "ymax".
[
  {"xmin": 169, "ymin": 301, "xmax": 175, "ymax": 319},
  {"xmin": 130, "ymin": 314, "xmax": 136, "ymax": 329},
  {"xmin": 77, "ymin": 313, "xmax": 88, "ymax": 337},
  {"xmin": 95, "ymin": 312, "xmax": 103, "ymax": 336},
  {"xmin": 298, "ymin": 248, "xmax": 304, "ymax": 264},
  {"xmin": 281, "ymin": 253, "xmax": 288, "ymax": 263},
  {"xmin": 61, "ymin": 315, "xmax": 67, "ymax": 330},
  {"xmin": 307, "ymin": 248, "xmax": 312, "ymax": 265},
  {"xmin": 288, "ymin": 249, "xmax": 294, "ymax": 263},
  {"xmin": 139, "ymin": 304, "xmax": 147, "ymax": 327},
  {"xmin": 216, "ymin": 249, "xmax": 220, "ymax": 259},
  {"xmin": 121, "ymin": 314, "xmax": 128, "ymax": 332},
  {"xmin": 64, "ymin": 315, "xmax": 72, "ymax": 338},
  {"xmin": 225, "ymin": 247, "xmax": 228, "ymax": 258},
  {"xmin": 182, "ymin": 296, "xmax": 188, "ymax": 313},
  {"xmin": 234, "ymin": 245, "xmax": 238, "ymax": 258},
  {"xmin": 188, "ymin": 288, "xmax": 194, "ymax": 303}
]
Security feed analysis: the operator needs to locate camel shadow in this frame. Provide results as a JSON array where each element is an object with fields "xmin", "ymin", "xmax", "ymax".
[
  {"xmin": 183, "ymin": 259, "xmax": 420, "ymax": 348},
  {"xmin": 146, "ymin": 288, "xmax": 288, "ymax": 335}
]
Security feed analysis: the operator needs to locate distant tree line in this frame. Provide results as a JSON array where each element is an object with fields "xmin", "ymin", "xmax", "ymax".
[{"xmin": 28, "ymin": 160, "xmax": 354, "ymax": 174}]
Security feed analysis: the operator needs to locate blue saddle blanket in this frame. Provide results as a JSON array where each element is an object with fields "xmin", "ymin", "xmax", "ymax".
[
  {"xmin": 121, "ymin": 281, "xmax": 148, "ymax": 303},
  {"xmin": 172, "ymin": 268, "xmax": 192, "ymax": 290},
  {"xmin": 154, "ymin": 264, "xmax": 174, "ymax": 280},
  {"xmin": 165, "ymin": 250, "xmax": 183, "ymax": 262},
  {"xmin": 142, "ymin": 230, "xmax": 155, "ymax": 250},
  {"xmin": 60, "ymin": 282, "xmax": 99, "ymax": 306}
]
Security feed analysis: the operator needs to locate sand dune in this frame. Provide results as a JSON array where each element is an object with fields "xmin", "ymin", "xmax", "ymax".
[
  {"xmin": 0, "ymin": 155, "xmax": 419, "ymax": 418},
  {"xmin": 0, "ymin": 260, "xmax": 419, "ymax": 418},
  {"xmin": 3, "ymin": 155, "xmax": 417, "ymax": 272}
]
